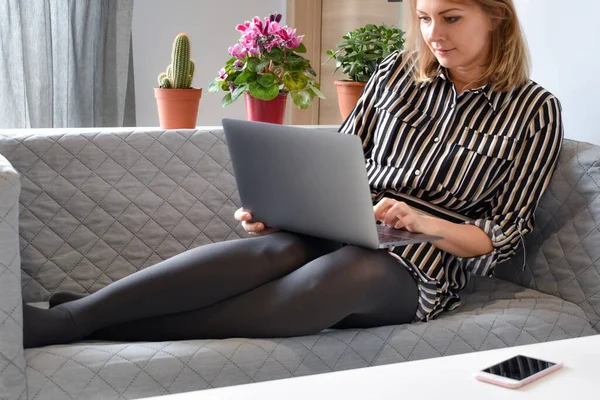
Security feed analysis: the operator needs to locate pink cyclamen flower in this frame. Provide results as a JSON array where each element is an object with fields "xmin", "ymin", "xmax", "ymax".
[
  {"xmin": 263, "ymin": 39, "xmax": 276, "ymax": 53},
  {"xmin": 278, "ymin": 27, "xmax": 303, "ymax": 49},
  {"xmin": 269, "ymin": 13, "xmax": 283, "ymax": 23},
  {"xmin": 247, "ymin": 46, "xmax": 261, "ymax": 56},
  {"xmin": 217, "ymin": 68, "xmax": 228, "ymax": 81},
  {"xmin": 228, "ymin": 43, "xmax": 247, "ymax": 58},
  {"xmin": 236, "ymin": 21, "xmax": 251, "ymax": 33},
  {"xmin": 267, "ymin": 21, "xmax": 281, "ymax": 35},
  {"xmin": 233, "ymin": 60, "xmax": 243, "ymax": 68},
  {"xmin": 288, "ymin": 34, "xmax": 304, "ymax": 49},
  {"xmin": 240, "ymin": 34, "xmax": 257, "ymax": 50},
  {"xmin": 252, "ymin": 16, "xmax": 266, "ymax": 35}
]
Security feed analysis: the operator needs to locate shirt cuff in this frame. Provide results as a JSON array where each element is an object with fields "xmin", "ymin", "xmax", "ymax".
[{"xmin": 458, "ymin": 219, "xmax": 505, "ymax": 276}]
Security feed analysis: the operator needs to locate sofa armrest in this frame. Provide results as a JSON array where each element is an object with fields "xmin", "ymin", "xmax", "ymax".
[{"xmin": 0, "ymin": 154, "xmax": 26, "ymax": 400}]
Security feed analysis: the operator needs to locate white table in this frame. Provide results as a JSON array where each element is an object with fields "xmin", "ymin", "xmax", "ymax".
[{"xmin": 144, "ymin": 335, "xmax": 599, "ymax": 399}]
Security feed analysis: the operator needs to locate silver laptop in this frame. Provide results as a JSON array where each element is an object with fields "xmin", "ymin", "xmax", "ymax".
[{"xmin": 222, "ymin": 118, "xmax": 443, "ymax": 249}]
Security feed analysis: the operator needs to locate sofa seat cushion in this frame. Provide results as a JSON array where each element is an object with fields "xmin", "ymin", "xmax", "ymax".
[
  {"xmin": 457, "ymin": 275, "xmax": 596, "ymax": 340},
  {"xmin": 23, "ymin": 276, "xmax": 596, "ymax": 399}
]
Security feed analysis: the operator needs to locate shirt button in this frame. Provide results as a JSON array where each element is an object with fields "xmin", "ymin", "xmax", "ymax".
[
  {"xmin": 433, "ymin": 137, "xmax": 440, "ymax": 143},
  {"xmin": 414, "ymin": 169, "xmax": 421, "ymax": 176}
]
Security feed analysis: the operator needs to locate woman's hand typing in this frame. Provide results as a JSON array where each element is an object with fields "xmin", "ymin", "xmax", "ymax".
[
  {"xmin": 373, "ymin": 198, "xmax": 429, "ymax": 233},
  {"xmin": 374, "ymin": 198, "xmax": 493, "ymax": 258}
]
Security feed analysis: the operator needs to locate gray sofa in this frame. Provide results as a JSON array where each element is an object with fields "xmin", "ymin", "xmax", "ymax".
[{"xmin": 0, "ymin": 127, "xmax": 598, "ymax": 400}]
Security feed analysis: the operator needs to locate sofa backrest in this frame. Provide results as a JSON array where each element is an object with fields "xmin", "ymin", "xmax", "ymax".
[
  {"xmin": 495, "ymin": 139, "xmax": 600, "ymax": 333},
  {"xmin": 0, "ymin": 128, "xmax": 244, "ymax": 302}
]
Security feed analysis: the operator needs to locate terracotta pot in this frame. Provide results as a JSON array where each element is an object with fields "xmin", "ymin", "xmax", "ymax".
[
  {"xmin": 244, "ymin": 92, "xmax": 287, "ymax": 124},
  {"xmin": 154, "ymin": 87, "xmax": 202, "ymax": 129},
  {"xmin": 334, "ymin": 80, "xmax": 367, "ymax": 121}
]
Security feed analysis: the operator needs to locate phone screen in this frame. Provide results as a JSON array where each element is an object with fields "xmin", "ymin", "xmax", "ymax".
[{"xmin": 482, "ymin": 355, "xmax": 557, "ymax": 381}]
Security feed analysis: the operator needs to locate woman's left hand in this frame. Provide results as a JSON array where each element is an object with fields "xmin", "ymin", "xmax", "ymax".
[{"xmin": 373, "ymin": 198, "xmax": 430, "ymax": 233}]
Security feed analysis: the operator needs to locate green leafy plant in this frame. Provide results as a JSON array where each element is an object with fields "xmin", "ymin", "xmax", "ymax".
[
  {"xmin": 208, "ymin": 13, "xmax": 324, "ymax": 109},
  {"xmin": 158, "ymin": 33, "xmax": 195, "ymax": 89},
  {"xmin": 324, "ymin": 23, "xmax": 405, "ymax": 82}
]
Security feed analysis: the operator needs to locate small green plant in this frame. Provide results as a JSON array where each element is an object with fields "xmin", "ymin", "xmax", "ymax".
[
  {"xmin": 324, "ymin": 23, "xmax": 405, "ymax": 82},
  {"xmin": 158, "ymin": 33, "xmax": 195, "ymax": 89}
]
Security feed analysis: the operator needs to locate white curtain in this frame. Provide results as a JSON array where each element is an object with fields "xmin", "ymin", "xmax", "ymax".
[{"xmin": 0, "ymin": 0, "xmax": 136, "ymax": 128}]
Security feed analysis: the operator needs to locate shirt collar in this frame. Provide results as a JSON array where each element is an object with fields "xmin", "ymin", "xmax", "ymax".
[
  {"xmin": 474, "ymin": 85, "xmax": 515, "ymax": 114},
  {"xmin": 465, "ymin": 85, "xmax": 497, "ymax": 112},
  {"xmin": 418, "ymin": 64, "xmax": 448, "ymax": 87},
  {"xmin": 419, "ymin": 66, "xmax": 514, "ymax": 113},
  {"xmin": 437, "ymin": 64, "xmax": 448, "ymax": 81}
]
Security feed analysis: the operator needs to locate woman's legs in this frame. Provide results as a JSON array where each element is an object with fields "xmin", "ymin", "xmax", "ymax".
[
  {"xmin": 87, "ymin": 246, "xmax": 418, "ymax": 342},
  {"xmin": 23, "ymin": 232, "xmax": 338, "ymax": 348}
]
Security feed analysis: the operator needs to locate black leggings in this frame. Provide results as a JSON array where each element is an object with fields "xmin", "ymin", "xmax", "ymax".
[{"xmin": 26, "ymin": 232, "xmax": 418, "ymax": 345}]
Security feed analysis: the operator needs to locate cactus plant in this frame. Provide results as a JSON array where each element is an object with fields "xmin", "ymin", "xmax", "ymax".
[{"xmin": 157, "ymin": 33, "xmax": 195, "ymax": 89}]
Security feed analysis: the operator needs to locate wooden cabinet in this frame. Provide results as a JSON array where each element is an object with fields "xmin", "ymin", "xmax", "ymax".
[{"xmin": 286, "ymin": 0, "xmax": 402, "ymax": 125}]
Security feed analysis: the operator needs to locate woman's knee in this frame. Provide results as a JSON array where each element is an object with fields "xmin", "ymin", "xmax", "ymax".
[
  {"xmin": 250, "ymin": 232, "xmax": 320, "ymax": 270},
  {"xmin": 323, "ymin": 246, "xmax": 418, "ymax": 314},
  {"xmin": 316, "ymin": 246, "xmax": 399, "ymax": 293}
]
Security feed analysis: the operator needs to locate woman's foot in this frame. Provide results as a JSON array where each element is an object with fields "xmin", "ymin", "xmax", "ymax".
[
  {"xmin": 49, "ymin": 291, "xmax": 89, "ymax": 308},
  {"xmin": 22, "ymin": 303, "xmax": 78, "ymax": 348}
]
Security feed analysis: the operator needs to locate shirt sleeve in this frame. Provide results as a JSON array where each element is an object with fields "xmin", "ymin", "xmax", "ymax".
[
  {"xmin": 338, "ymin": 51, "xmax": 402, "ymax": 158},
  {"xmin": 458, "ymin": 96, "xmax": 564, "ymax": 276}
]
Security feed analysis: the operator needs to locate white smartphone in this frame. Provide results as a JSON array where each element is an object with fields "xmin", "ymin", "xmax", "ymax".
[{"xmin": 474, "ymin": 354, "xmax": 563, "ymax": 389}]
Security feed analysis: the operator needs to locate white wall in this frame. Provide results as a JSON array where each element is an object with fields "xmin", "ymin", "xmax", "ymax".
[
  {"xmin": 515, "ymin": 0, "xmax": 599, "ymax": 144},
  {"xmin": 132, "ymin": 0, "xmax": 286, "ymax": 127}
]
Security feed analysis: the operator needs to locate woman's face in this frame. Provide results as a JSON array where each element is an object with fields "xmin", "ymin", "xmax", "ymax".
[{"xmin": 416, "ymin": 0, "xmax": 494, "ymax": 75}]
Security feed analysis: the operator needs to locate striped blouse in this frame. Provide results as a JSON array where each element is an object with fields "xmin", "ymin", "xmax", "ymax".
[{"xmin": 339, "ymin": 51, "xmax": 564, "ymax": 321}]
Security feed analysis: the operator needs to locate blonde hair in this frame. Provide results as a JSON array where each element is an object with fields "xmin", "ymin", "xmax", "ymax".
[{"xmin": 406, "ymin": 0, "xmax": 530, "ymax": 91}]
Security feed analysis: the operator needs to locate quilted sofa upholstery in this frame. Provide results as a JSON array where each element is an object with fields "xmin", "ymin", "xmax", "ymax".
[
  {"xmin": 0, "ymin": 127, "xmax": 598, "ymax": 400},
  {"xmin": 0, "ymin": 154, "xmax": 26, "ymax": 400}
]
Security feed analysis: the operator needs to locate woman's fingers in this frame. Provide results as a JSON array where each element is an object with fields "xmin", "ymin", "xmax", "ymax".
[
  {"xmin": 381, "ymin": 202, "xmax": 406, "ymax": 226},
  {"xmin": 242, "ymin": 220, "xmax": 280, "ymax": 236},
  {"xmin": 373, "ymin": 198, "xmax": 395, "ymax": 221},
  {"xmin": 382, "ymin": 212, "xmax": 399, "ymax": 227},
  {"xmin": 235, "ymin": 208, "xmax": 267, "ymax": 234},
  {"xmin": 394, "ymin": 218, "xmax": 406, "ymax": 230},
  {"xmin": 234, "ymin": 207, "xmax": 252, "ymax": 222},
  {"xmin": 234, "ymin": 208, "xmax": 279, "ymax": 236},
  {"xmin": 241, "ymin": 220, "xmax": 265, "ymax": 233},
  {"xmin": 377, "ymin": 201, "xmax": 417, "ymax": 228}
]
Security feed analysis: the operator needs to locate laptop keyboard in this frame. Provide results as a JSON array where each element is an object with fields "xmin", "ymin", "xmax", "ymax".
[
  {"xmin": 376, "ymin": 225, "xmax": 415, "ymax": 243},
  {"xmin": 378, "ymin": 232, "xmax": 406, "ymax": 243}
]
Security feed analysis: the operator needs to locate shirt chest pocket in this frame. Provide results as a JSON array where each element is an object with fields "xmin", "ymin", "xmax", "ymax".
[
  {"xmin": 433, "ymin": 128, "xmax": 521, "ymax": 202},
  {"xmin": 372, "ymin": 90, "xmax": 433, "ymax": 166}
]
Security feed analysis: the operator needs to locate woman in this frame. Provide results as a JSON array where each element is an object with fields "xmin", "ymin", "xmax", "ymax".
[{"xmin": 23, "ymin": 0, "xmax": 563, "ymax": 348}]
